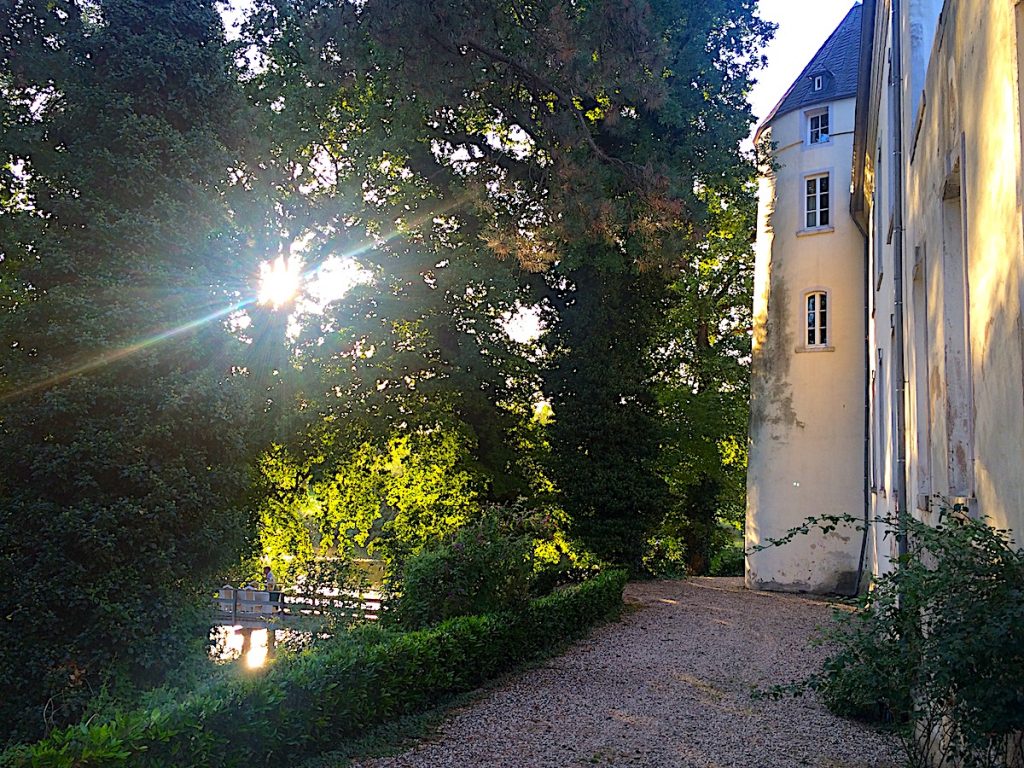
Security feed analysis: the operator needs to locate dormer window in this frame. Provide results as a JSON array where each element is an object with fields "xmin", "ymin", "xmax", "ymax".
[
  {"xmin": 807, "ymin": 108, "xmax": 830, "ymax": 145},
  {"xmin": 813, "ymin": 75, "xmax": 824, "ymax": 91}
]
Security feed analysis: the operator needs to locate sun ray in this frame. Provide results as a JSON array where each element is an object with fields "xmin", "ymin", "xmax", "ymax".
[
  {"xmin": 1, "ymin": 191, "xmax": 478, "ymax": 404},
  {"xmin": 0, "ymin": 297, "xmax": 255, "ymax": 403}
]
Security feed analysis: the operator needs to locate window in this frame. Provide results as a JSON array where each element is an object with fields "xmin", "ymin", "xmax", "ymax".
[
  {"xmin": 813, "ymin": 75, "xmax": 824, "ymax": 91},
  {"xmin": 872, "ymin": 353, "xmax": 886, "ymax": 491},
  {"xmin": 873, "ymin": 145, "xmax": 884, "ymax": 289},
  {"xmin": 805, "ymin": 174, "xmax": 830, "ymax": 229},
  {"xmin": 808, "ymin": 108, "xmax": 830, "ymax": 144},
  {"xmin": 806, "ymin": 291, "xmax": 828, "ymax": 347}
]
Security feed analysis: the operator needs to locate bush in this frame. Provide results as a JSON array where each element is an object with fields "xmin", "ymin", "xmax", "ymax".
[
  {"xmin": 767, "ymin": 509, "xmax": 1024, "ymax": 768},
  {"xmin": 642, "ymin": 533, "xmax": 689, "ymax": 577},
  {"xmin": 390, "ymin": 515, "xmax": 534, "ymax": 629},
  {"xmin": 708, "ymin": 541, "xmax": 745, "ymax": 577},
  {"xmin": 1, "ymin": 571, "xmax": 627, "ymax": 768},
  {"xmin": 388, "ymin": 504, "xmax": 601, "ymax": 628}
]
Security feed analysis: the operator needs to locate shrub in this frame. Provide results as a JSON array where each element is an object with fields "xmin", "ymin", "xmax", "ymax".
[
  {"xmin": 388, "ymin": 504, "xmax": 601, "ymax": 628},
  {"xmin": 529, "ymin": 506, "xmax": 605, "ymax": 594},
  {"xmin": 763, "ymin": 509, "xmax": 1024, "ymax": 768},
  {"xmin": 708, "ymin": 541, "xmax": 745, "ymax": 577},
  {"xmin": 642, "ymin": 533, "xmax": 689, "ymax": 577},
  {"xmin": 1, "ymin": 571, "xmax": 627, "ymax": 768},
  {"xmin": 390, "ymin": 515, "xmax": 534, "ymax": 629}
]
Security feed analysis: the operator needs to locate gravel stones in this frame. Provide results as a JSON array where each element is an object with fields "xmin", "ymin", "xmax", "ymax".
[{"xmin": 352, "ymin": 578, "xmax": 901, "ymax": 768}]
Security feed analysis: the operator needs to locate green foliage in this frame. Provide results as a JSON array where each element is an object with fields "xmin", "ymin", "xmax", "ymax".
[
  {"xmin": 2, "ymin": 571, "xmax": 627, "ymax": 768},
  {"xmin": 768, "ymin": 510, "xmax": 1024, "ymax": 768},
  {"xmin": 387, "ymin": 502, "xmax": 600, "ymax": 629},
  {"xmin": 238, "ymin": 0, "xmax": 547, "ymax": 506},
  {"xmin": 708, "ymin": 540, "xmax": 745, "ymax": 577},
  {"xmin": 0, "ymin": 0, "xmax": 770, "ymax": 745},
  {"xmin": 543, "ymin": 267, "xmax": 671, "ymax": 573},
  {"xmin": 390, "ymin": 511, "xmax": 534, "ymax": 629},
  {"xmin": 256, "ymin": 418, "xmax": 484, "ymax": 581},
  {"xmin": 357, "ymin": 426, "xmax": 483, "ymax": 565},
  {"xmin": 652, "ymin": 184, "xmax": 756, "ymax": 575},
  {"xmin": 642, "ymin": 533, "xmax": 690, "ymax": 579},
  {"xmin": 239, "ymin": 0, "xmax": 771, "ymax": 576},
  {"xmin": 0, "ymin": 0, "xmax": 263, "ymax": 743}
]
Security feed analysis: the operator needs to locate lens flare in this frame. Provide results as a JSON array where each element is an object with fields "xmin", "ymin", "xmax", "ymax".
[{"xmin": 258, "ymin": 256, "xmax": 302, "ymax": 308}]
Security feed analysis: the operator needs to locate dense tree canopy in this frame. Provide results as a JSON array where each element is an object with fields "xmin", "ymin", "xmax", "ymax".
[
  {"xmin": 237, "ymin": 0, "xmax": 770, "ymax": 569},
  {"xmin": 0, "ymin": 0, "xmax": 265, "ymax": 739},
  {"xmin": 0, "ymin": 0, "xmax": 769, "ymax": 745}
]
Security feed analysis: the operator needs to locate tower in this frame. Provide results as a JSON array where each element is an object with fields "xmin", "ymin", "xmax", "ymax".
[{"xmin": 746, "ymin": 5, "xmax": 867, "ymax": 593}]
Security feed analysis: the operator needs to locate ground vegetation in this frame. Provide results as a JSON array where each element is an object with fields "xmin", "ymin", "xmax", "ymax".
[{"xmin": 760, "ymin": 510, "xmax": 1024, "ymax": 768}]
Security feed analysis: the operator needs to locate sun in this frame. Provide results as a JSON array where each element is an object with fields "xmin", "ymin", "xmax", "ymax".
[{"xmin": 258, "ymin": 255, "xmax": 303, "ymax": 309}]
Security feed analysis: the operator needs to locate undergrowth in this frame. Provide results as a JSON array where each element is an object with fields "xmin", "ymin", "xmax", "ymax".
[{"xmin": 755, "ymin": 508, "xmax": 1024, "ymax": 768}]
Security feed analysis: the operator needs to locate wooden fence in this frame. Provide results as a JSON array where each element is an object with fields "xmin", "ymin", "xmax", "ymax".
[{"xmin": 212, "ymin": 586, "xmax": 381, "ymax": 630}]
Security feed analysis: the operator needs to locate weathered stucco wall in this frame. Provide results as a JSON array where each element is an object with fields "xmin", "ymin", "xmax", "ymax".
[
  {"xmin": 902, "ymin": 0, "xmax": 1024, "ymax": 541},
  {"xmin": 750, "ymin": 0, "xmax": 1024, "ymax": 597},
  {"xmin": 746, "ymin": 97, "xmax": 867, "ymax": 593}
]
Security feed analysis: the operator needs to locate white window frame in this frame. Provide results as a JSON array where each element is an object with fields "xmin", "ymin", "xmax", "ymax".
[
  {"xmin": 807, "ymin": 107, "xmax": 831, "ymax": 145},
  {"xmin": 804, "ymin": 172, "xmax": 831, "ymax": 230},
  {"xmin": 813, "ymin": 75, "xmax": 824, "ymax": 91},
  {"xmin": 805, "ymin": 290, "xmax": 830, "ymax": 348}
]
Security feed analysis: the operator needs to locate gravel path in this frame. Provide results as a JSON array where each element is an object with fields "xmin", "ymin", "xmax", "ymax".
[{"xmin": 353, "ymin": 578, "xmax": 901, "ymax": 768}]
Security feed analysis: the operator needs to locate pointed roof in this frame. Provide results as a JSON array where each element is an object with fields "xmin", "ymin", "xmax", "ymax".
[{"xmin": 754, "ymin": 4, "xmax": 863, "ymax": 141}]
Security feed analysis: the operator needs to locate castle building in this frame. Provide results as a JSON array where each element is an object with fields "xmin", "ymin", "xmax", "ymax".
[
  {"xmin": 747, "ymin": 0, "xmax": 1024, "ymax": 593},
  {"xmin": 747, "ymin": 5, "xmax": 868, "ymax": 593}
]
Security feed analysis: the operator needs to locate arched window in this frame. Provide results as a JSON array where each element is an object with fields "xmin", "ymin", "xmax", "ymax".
[{"xmin": 806, "ymin": 291, "xmax": 829, "ymax": 347}]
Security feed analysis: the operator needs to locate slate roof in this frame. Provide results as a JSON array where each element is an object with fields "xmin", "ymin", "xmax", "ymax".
[{"xmin": 755, "ymin": 4, "xmax": 863, "ymax": 140}]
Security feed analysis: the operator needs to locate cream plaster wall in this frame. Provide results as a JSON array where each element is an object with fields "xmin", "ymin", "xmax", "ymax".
[
  {"xmin": 746, "ymin": 97, "xmax": 868, "ymax": 593},
  {"xmin": 901, "ymin": 0, "xmax": 1024, "ymax": 541},
  {"xmin": 861, "ymin": 0, "xmax": 1024, "ymax": 561}
]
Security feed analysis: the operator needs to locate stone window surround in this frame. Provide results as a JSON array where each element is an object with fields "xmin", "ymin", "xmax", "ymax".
[
  {"xmin": 801, "ymin": 168, "xmax": 834, "ymax": 233},
  {"xmin": 797, "ymin": 287, "xmax": 835, "ymax": 353},
  {"xmin": 806, "ymin": 105, "xmax": 831, "ymax": 146}
]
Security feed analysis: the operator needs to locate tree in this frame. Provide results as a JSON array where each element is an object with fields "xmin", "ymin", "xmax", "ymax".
[
  {"xmin": 256, "ymin": 416, "xmax": 484, "ymax": 583},
  {"xmin": 653, "ymin": 185, "xmax": 756, "ymax": 574},
  {"xmin": 239, "ymin": 0, "xmax": 770, "ymax": 571},
  {"xmin": 236, "ymin": 0, "xmax": 553, "ymax": 511},
  {"xmin": 0, "ymin": 0, "xmax": 261, "ymax": 741},
  {"xmin": 538, "ymin": 265, "xmax": 669, "ymax": 570}
]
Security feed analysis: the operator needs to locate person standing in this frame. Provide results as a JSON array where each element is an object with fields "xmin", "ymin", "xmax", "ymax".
[{"xmin": 264, "ymin": 566, "xmax": 281, "ymax": 611}]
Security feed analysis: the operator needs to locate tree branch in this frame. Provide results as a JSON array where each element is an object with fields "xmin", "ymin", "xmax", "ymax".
[{"xmin": 458, "ymin": 37, "xmax": 637, "ymax": 176}]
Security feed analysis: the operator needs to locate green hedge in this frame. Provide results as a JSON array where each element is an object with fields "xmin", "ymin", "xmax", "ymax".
[{"xmin": 2, "ymin": 570, "xmax": 627, "ymax": 768}]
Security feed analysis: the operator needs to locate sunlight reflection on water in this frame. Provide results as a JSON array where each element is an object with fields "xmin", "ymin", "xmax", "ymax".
[{"xmin": 210, "ymin": 626, "xmax": 272, "ymax": 668}]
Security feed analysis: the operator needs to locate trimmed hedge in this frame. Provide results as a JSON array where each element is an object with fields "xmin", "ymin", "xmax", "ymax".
[{"xmin": 2, "ymin": 570, "xmax": 627, "ymax": 768}]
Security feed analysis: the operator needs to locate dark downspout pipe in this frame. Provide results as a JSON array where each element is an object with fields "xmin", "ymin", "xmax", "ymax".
[
  {"xmin": 891, "ymin": 0, "xmax": 910, "ymax": 560},
  {"xmin": 855, "ymin": 233, "xmax": 871, "ymax": 596},
  {"xmin": 850, "ymin": 0, "xmax": 878, "ymax": 596}
]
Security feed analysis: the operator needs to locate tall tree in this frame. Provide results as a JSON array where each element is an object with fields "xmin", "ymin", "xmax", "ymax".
[
  {"xmin": 239, "ymin": 0, "xmax": 547, "ymax": 501},
  {"xmin": 241, "ymin": 0, "xmax": 771, "ymax": 570},
  {"xmin": 653, "ymin": 185, "xmax": 756, "ymax": 573},
  {"xmin": 0, "ymin": 0, "xmax": 261, "ymax": 740},
  {"xmin": 541, "ymin": 266, "xmax": 670, "ymax": 569}
]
